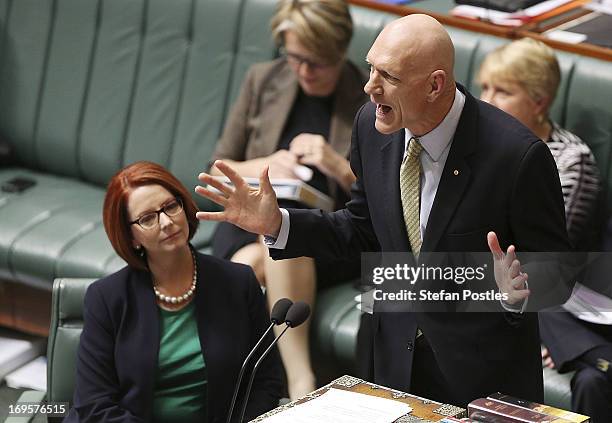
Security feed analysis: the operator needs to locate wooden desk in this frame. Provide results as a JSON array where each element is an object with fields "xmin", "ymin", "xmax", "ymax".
[
  {"xmin": 251, "ymin": 375, "xmax": 467, "ymax": 422},
  {"xmin": 349, "ymin": 0, "xmax": 612, "ymax": 61}
]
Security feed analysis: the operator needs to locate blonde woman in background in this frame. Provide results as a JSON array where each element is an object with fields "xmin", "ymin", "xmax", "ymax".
[
  {"xmin": 479, "ymin": 39, "xmax": 611, "ymax": 423},
  {"xmin": 209, "ymin": 0, "xmax": 367, "ymax": 399},
  {"xmin": 478, "ymin": 38, "xmax": 600, "ymax": 249}
]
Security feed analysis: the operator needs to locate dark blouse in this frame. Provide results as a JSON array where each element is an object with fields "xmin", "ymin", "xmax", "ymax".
[{"xmin": 276, "ymin": 88, "xmax": 334, "ymax": 196}]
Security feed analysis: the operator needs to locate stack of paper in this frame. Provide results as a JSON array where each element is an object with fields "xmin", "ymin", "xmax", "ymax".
[
  {"xmin": 258, "ymin": 388, "xmax": 411, "ymax": 423},
  {"xmin": 210, "ymin": 176, "xmax": 334, "ymax": 211},
  {"xmin": 451, "ymin": 0, "xmax": 580, "ymax": 26},
  {"xmin": 0, "ymin": 329, "xmax": 45, "ymax": 382},
  {"xmin": 5, "ymin": 356, "xmax": 47, "ymax": 391},
  {"xmin": 585, "ymin": 0, "xmax": 612, "ymax": 15},
  {"xmin": 562, "ymin": 282, "xmax": 612, "ymax": 324}
]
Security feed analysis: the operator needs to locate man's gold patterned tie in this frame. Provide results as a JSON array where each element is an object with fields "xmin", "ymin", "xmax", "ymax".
[{"xmin": 400, "ymin": 137, "xmax": 423, "ymax": 256}]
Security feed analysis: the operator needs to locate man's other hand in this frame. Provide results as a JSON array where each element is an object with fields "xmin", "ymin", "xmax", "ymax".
[{"xmin": 487, "ymin": 231, "xmax": 530, "ymax": 305}]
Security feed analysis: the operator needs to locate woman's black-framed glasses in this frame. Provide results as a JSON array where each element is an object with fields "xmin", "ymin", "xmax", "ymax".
[
  {"xmin": 129, "ymin": 198, "xmax": 183, "ymax": 230},
  {"xmin": 279, "ymin": 47, "xmax": 335, "ymax": 71}
]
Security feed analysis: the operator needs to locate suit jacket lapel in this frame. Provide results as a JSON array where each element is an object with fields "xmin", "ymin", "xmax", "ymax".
[
  {"xmin": 131, "ymin": 270, "xmax": 160, "ymax": 419},
  {"xmin": 255, "ymin": 66, "xmax": 298, "ymax": 157},
  {"xmin": 329, "ymin": 64, "xmax": 367, "ymax": 159},
  {"xmin": 381, "ymin": 129, "xmax": 412, "ymax": 252},
  {"xmin": 327, "ymin": 63, "xmax": 367, "ymax": 199},
  {"xmin": 194, "ymin": 254, "xmax": 211, "ymax": 363},
  {"xmin": 421, "ymin": 87, "xmax": 478, "ymax": 252}
]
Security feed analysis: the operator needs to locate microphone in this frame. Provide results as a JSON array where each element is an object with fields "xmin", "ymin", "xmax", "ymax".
[
  {"xmin": 237, "ymin": 301, "xmax": 311, "ymax": 423},
  {"xmin": 225, "ymin": 298, "xmax": 293, "ymax": 423}
]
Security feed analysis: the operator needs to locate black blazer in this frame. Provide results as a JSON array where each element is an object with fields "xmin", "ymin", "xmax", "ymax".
[
  {"xmin": 65, "ymin": 253, "xmax": 283, "ymax": 423},
  {"xmin": 539, "ymin": 308, "xmax": 612, "ymax": 373},
  {"xmin": 272, "ymin": 86, "xmax": 572, "ymax": 406}
]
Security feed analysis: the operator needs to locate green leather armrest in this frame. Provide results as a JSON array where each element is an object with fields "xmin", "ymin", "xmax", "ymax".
[
  {"xmin": 543, "ymin": 366, "xmax": 574, "ymax": 411},
  {"xmin": 47, "ymin": 278, "xmax": 95, "ymax": 407},
  {"xmin": 312, "ymin": 282, "xmax": 361, "ymax": 373}
]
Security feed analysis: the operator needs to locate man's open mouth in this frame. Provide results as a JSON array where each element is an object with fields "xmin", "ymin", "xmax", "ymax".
[{"xmin": 376, "ymin": 103, "xmax": 392, "ymax": 115}]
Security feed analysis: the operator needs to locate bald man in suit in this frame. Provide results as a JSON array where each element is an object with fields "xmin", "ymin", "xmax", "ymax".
[{"xmin": 196, "ymin": 15, "xmax": 571, "ymax": 407}]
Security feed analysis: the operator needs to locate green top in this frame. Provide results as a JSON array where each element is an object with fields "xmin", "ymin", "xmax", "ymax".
[{"xmin": 152, "ymin": 301, "xmax": 207, "ymax": 423}]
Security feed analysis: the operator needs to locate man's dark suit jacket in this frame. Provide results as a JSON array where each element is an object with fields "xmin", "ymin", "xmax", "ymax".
[
  {"xmin": 271, "ymin": 86, "xmax": 572, "ymax": 406},
  {"xmin": 65, "ymin": 253, "xmax": 282, "ymax": 423}
]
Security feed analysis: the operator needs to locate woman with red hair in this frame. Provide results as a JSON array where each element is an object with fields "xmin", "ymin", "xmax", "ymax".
[{"xmin": 65, "ymin": 161, "xmax": 282, "ymax": 423}]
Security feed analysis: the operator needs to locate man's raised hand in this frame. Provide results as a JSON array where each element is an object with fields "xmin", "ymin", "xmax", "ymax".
[{"xmin": 195, "ymin": 160, "xmax": 283, "ymax": 237}]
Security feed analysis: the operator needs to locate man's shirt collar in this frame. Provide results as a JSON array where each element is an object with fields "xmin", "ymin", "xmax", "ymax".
[{"xmin": 404, "ymin": 87, "xmax": 465, "ymax": 162}]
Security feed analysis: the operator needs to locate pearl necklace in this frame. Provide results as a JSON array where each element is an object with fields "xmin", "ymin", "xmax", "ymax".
[{"xmin": 153, "ymin": 250, "xmax": 197, "ymax": 305}]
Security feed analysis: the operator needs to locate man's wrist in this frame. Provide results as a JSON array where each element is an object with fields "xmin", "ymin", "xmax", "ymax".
[
  {"xmin": 264, "ymin": 209, "xmax": 290, "ymax": 249},
  {"xmin": 500, "ymin": 280, "xmax": 529, "ymax": 313},
  {"xmin": 265, "ymin": 209, "xmax": 283, "ymax": 238}
]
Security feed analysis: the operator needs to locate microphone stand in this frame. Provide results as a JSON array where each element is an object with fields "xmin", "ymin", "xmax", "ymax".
[
  {"xmin": 237, "ymin": 324, "xmax": 291, "ymax": 423},
  {"xmin": 225, "ymin": 322, "xmax": 276, "ymax": 423}
]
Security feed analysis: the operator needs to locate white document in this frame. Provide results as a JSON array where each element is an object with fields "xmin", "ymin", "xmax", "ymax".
[
  {"xmin": 209, "ymin": 176, "xmax": 334, "ymax": 211},
  {"xmin": 585, "ymin": 0, "xmax": 612, "ymax": 15},
  {"xmin": 520, "ymin": 0, "xmax": 575, "ymax": 17},
  {"xmin": 452, "ymin": 0, "xmax": 575, "ymax": 26},
  {"xmin": 258, "ymin": 388, "xmax": 411, "ymax": 423},
  {"xmin": 0, "ymin": 330, "xmax": 45, "ymax": 381},
  {"xmin": 545, "ymin": 29, "xmax": 588, "ymax": 43},
  {"xmin": 562, "ymin": 282, "xmax": 612, "ymax": 324},
  {"xmin": 5, "ymin": 356, "xmax": 47, "ymax": 391},
  {"xmin": 293, "ymin": 165, "xmax": 313, "ymax": 182}
]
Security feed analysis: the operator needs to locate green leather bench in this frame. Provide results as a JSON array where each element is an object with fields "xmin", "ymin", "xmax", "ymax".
[
  {"xmin": 2, "ymin": 1, "xmax": 610, "ymax": 292},
  {"xmin": 0, "ymin": 0, "xmax": 392, "ymax": 298},
  {"xmin": 2, "ymin": 0, "xmax": 612, "ymax": 413}
]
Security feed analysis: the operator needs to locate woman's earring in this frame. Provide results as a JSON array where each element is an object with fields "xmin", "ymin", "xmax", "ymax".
[{"xmin": 135, "ymin": 245, "xmax": 144, "ymax": 257}]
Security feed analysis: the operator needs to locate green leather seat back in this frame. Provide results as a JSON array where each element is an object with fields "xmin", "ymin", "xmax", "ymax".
[
  {"xmin": 224, "ymin": 0, "xmax": 278, "ymax": 113},
  {"xmin": 0, "ymin": 0, "xmax": 245, "ymax": 285},
  {"xmin": 0, "ymin": 0, "xmax": 244, "ymax": 188},
  {"xmin": 548, "ymin": 51, "xmax": 577, "ymax": 127},
  {"xmin": 565, "ymin": 56, "xmax": 612, "ymax": 215},
  {"xmin": 346, "ymin": 6, "xmax": 396, "ymax": 73},
  {"xmin": 0, "ymin": 0, "xmax": 399, "ymax": 288},
  {"xmin": 47, "ymin": 278, "xmax": 95, "ymax": 405},
  {"xmin": 466, "ymin": 35, "xmax": 507, "ymax": 95},
  {"xmin": 163, "ymin": 0, "xmax": 246, "ymax": 190},
  {"xmin": 446, "ymin": 27, "xmax": 480, "ymax": 88},
  {"xmin": 0, "ymin": 0, "xmax": 58, "ymax": 172}
]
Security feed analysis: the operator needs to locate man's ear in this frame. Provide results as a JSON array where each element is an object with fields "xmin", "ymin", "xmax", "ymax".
[{"xmin": 427, "ymin": 70, "xmax": 446, "ymax": 102}]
